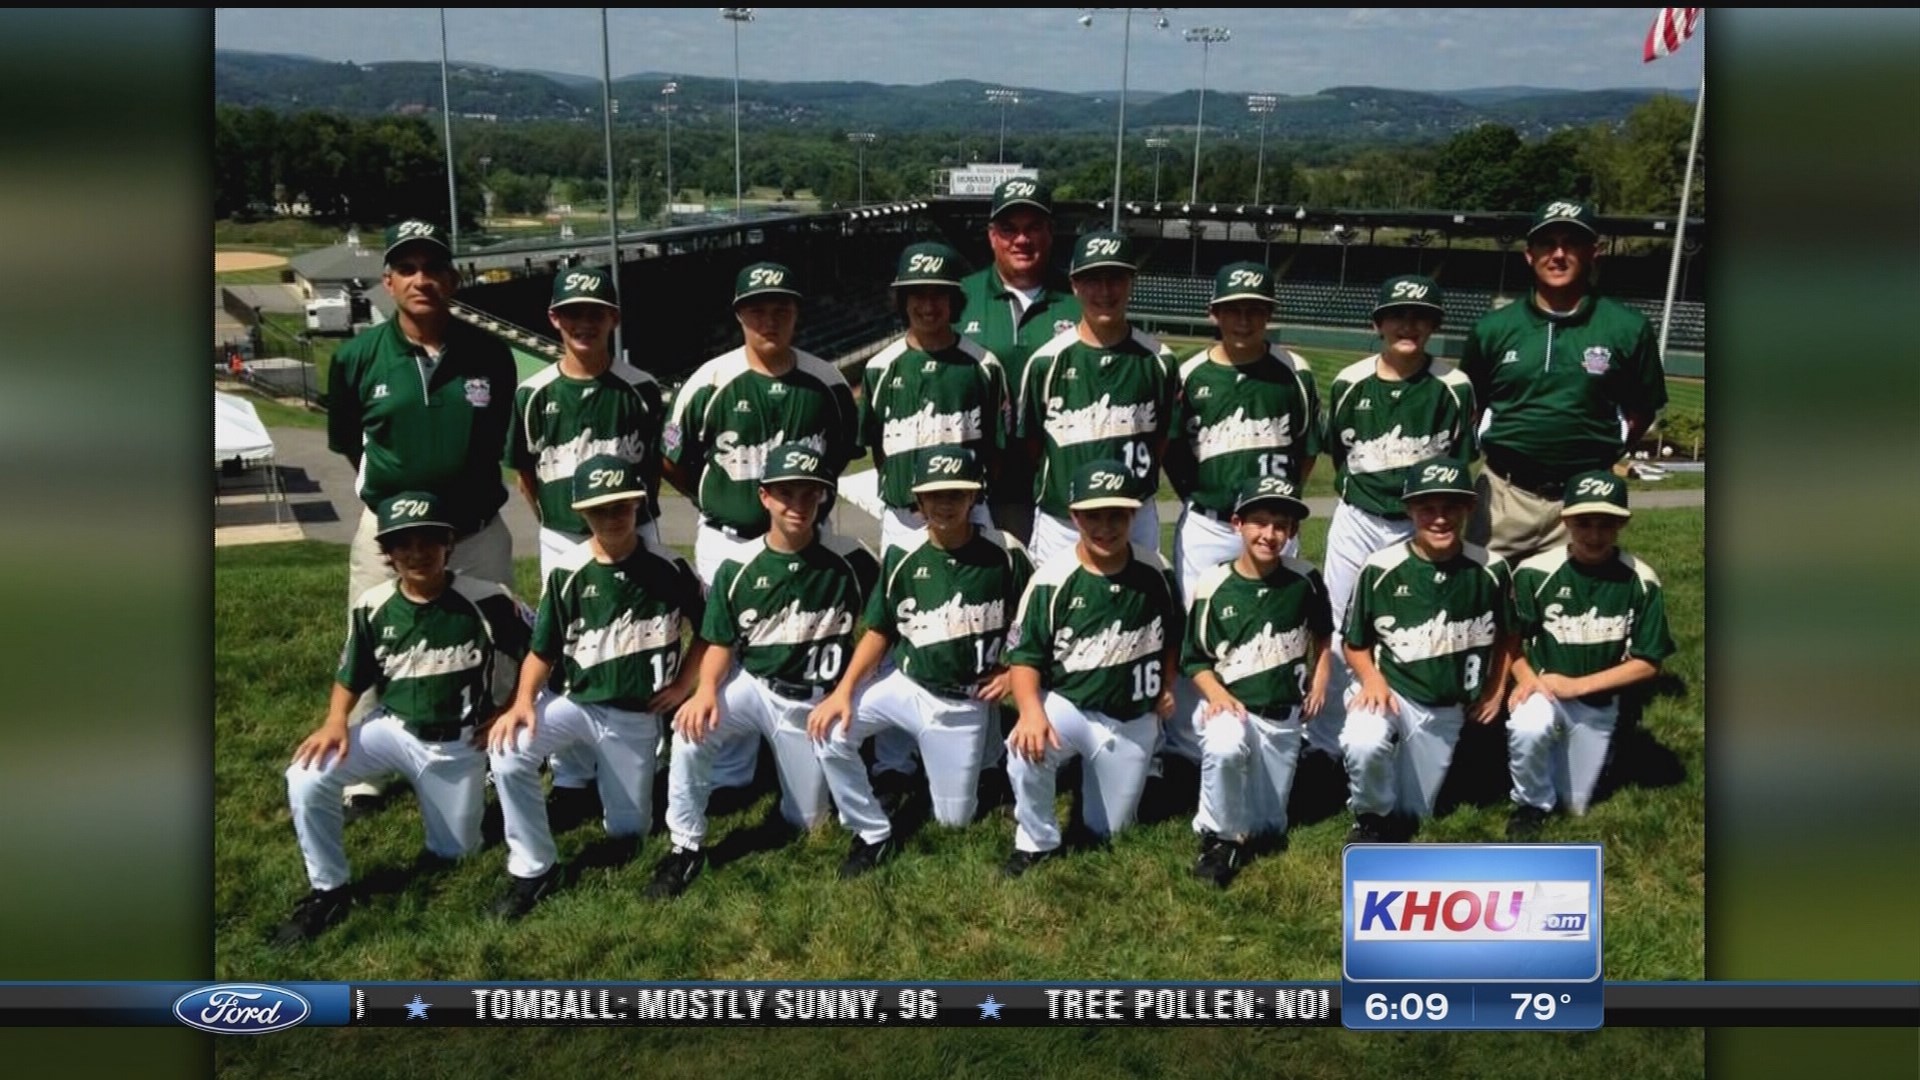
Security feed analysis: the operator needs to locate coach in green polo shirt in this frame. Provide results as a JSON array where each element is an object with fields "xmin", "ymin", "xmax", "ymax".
[
  {"xmin": 327, "ymin": 219, "xmax": 519, "ymax": 606},
  {"xmin": 956, "ymin": 178, "xmax": 1081, "ymax": 545},
  {"xmin": 1461, "ymin": 199, "xmax": 1667, "ymax": 564}
]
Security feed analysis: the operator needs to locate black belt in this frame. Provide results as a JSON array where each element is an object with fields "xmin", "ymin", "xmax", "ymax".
[
  {"xmin": 1187, "ymin": 502, "xmax": 1232, "ymax": 524},
  {"xmin": 703, "ymin": 518, "xmax": 767, "ymax": 541},
  {"xmin": 761, "ymin": 676, "xmax": 824, "ymax": 699},
  {"xmin": 413, "ymin": 720, "xmax": 468, "ymax": 742},
  {"xmin": 922, "ymin": 682, "xmax": 978, "ymax": 703},
  {"xmin": 1483, "ymin": 450, "xmax": 1569, "ymax": 501}
]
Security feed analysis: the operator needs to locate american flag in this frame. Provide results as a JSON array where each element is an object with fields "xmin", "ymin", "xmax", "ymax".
[{"xmin": 1643, "ymin": 8, "xmax": 1702, "ymax": 63}]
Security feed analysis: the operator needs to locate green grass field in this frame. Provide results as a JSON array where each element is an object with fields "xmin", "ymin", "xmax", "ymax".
[{"xmin": 215, "ymin": 507, "xmax": 1703, "ymax": 988}]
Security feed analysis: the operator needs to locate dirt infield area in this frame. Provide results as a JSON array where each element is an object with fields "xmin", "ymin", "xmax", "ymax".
[{"xmin": 215, "ymin": 251, "xmax": 290, "ymax": 273}]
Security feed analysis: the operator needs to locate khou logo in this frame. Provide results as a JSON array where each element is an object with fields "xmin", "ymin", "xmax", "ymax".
[{"xmin": 173, "ymin": 984, "xmax": 312, "ymax": 1034}]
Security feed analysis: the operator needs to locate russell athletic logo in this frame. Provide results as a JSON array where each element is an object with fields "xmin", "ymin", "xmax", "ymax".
[
  {"xmin": 1350, "ymin": 880, "xmax": 1592, "ymax": 942},
  {"xmin": 173, "ymin": 984, "xmax": 312, "ymax": 1034}
]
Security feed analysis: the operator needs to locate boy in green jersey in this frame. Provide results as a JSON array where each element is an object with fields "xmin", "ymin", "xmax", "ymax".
[
  {"xmin": 1341, "ymin": 459, "xmax": 1511, "ymax": 841},
  {"xmin": 648, "ymin": 445, "xmax": 879, "ymax": 898},
  {"xmin": 1504, "ymin": 470, "xmax": 1675, "ymax": 839},
  {"xmin": 807, "ymin": 446, "xmax": 1033, "ymax": 877},
  {"xmin": 1182, "ymin": 476, "xmax": 1332, "ymax": 887},
  {"xmin": 278, "ymin": 490, "xmax": 530, "ymax": 944},
  {"xmin": 485, "ymin": 457, "xmax": 706, "ymax": 918}
]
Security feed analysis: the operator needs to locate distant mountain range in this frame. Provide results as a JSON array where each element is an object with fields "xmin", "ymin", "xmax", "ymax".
[{"xmin": 215, "ymin": 50, "xmax": 1694, "ymax": 142}]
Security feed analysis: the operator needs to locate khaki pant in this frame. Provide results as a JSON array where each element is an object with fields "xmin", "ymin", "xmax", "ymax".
[{"xmin": 1468, "ymin": 468, "xmax": 1568, "ymax": 566}]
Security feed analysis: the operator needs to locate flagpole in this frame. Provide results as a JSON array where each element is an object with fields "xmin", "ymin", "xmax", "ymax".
[{"xmin": 1657, "ymin": 66, "xmax": 1704, "ymax": 362}]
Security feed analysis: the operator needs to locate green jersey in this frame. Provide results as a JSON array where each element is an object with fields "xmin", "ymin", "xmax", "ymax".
[
  {"xmin": 1181, "ymin": 556, "xmax": 1333, "ymax": 716},
  {"xmin": 1006, "ymin": 546, "xmax": 1182, "ymax": 721},
  {"xmin": 1344, "ymin": 542, "xmax": 1510, "ymax": 708},
  {"xmin": 1510, "ymin": 546, "xmax": 1675, "ymax": 701},
  {"xmin": 1169, "ymin": 348, "xmax": 1323, "ymax": 513},
  {"xmin": 530, "ymin": 539, "xmax": 705, "ymax": 710},
  {"xmin": 1019, "ymin": 327, "xmax": 1177, "ymax": 516},
  {"xmin": 506, "ymin": 359, "xmax": 665, "ymax": 533},
  {"xmin": 337, "ymin": 573, "xmax": 531, "ymax": 737},
  {"xmin": 325, "ymin": 319, "xmax": 517, "ymax": 533},
  {"xmin": 955, "ymin": 266, "xmax": 1081, "ymax": 395},
  {"xmin": 661, "ymin": 347, "xmax": 860, "ymax": 533},
  {"xmin": 861, "ymin": 335, "xmax": 1012, "ymax": 510},
  {"xmin": 1326, "ymin": 356, "xmax": 1479, "ymax": 517},
  {"xmin": 1461, "ymin": 294, "xmax": 1667, "ymax": 478},
  {"xmin": 864, "ymin": 527, "xmax": 1034, "ymax": 695},
  {"xmin": 702, "ymin": 534, "xmax": 880, "ymax": 691}
]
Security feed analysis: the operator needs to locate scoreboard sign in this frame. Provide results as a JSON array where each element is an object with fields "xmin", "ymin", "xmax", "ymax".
[{"xmin": 1342, "ymin": 844, "xmax": 1604, "ymax": 1030}]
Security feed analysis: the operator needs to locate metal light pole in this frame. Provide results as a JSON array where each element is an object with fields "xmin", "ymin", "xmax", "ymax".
[
  {"xmin": 848, "ymin": 132, "xmax": 876, "ymax": 207},
  {"xmin": 1080, "ymin": 9, "xmax": 1170, "ymax": 231},
  {"xmin": 721, "ymin": 8, "xmax": 755, "ymax": 222},
  {"xmin": 1247, "ymin": 93, "xmax": 1276, "ymax": 204},
  {"xmin": 438, "ymin": 9, "xmax": 460, "ymax": 255},
  {"xmin": 477, "ymin": 155, "xmax": 491, "ymax": 224},
  {"xmin": 986, "ymin": 88, "xmax": 1018, "ymax": 164},
  {"xmin": 599, "ymin": 7, "xmax": 623, "ymax": 360},
  {"xmin": 1146, "ymin": 137, "xmax": 1169, "ymax": 204},
  {"xmin": 1334, "ymin": 224, "xmax": 1356, "ymax": 289},
  {"xmin": 1184, "ymin": 26, "xmax": 1230, "ymax": 205},
  {"xmin": 660, "ymin": 80, "xmax": 677, "ymax": 227}
]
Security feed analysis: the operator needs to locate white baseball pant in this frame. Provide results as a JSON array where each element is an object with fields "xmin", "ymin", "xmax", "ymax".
[
  {"xmin": 664, "ymin": 669, "xmax": 832, "ymax": 851},
  {"xmin": 489, "ymin": 693, "xmax": 661, "ymax": 880},
  {"xmin": 815, "ymin": 669, "xmax": 992, "ymax": 842},
  {"xmin": 1305, "ymin": 501, "xmax": 1415, "ymax": 760},
  {"xmin": 690, "ymin": 521, "xmax": 778, "ymax": 790},
  {"xmin": 1507, "ymin": 693, "xmax": 1619, "ymax": 816},
  {"xmin": 286, "ymin": 711, "xmax": 485, "ymax": 892},
  {"xmin": 1172, "ymin": 505, "xmax": 1297, "ymax": 605},
  {"xmin": 1027, "ymin": 501, "xmax": 1162, "ymax": 569},
  {"xmin": 1193, "ymin": 704, "xmax": 1304, "ymax": 841},
  {"xmin": 1007, "ymin": 692, "xmax": 1160, "ymax": 853},
  {"xmin": 1338, "ymin": 683, "xmax": 1465, "ymax": 819},
  {"xmin": 538, "ymin": 522, "xmax": 661, "ymax": 791}
]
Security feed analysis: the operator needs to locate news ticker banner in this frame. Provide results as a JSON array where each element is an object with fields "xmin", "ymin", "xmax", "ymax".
[
  {"xmin": 1343, "ymin": 843, "xmax": 1603, "ymax": 1030},
  {"xmin": 0, "ymin": 982, "xmax": 1914, "ymax": 1032}
]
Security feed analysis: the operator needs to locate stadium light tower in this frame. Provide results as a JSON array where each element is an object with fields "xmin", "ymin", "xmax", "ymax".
[
  {"xmin": 721, "ymin": 7, "xmax": 755, "ymax": 222},
  {"xmin": 1247, "ymin": 93, "xmax": 1278, "ymax": 204},
  {"xmin": 1184, "ymin": 26, "xmax": 1230, "ymax": 205},
  {"xmin": 660, "ymin": 80, "xmax": 678, "ymax": 227},
  {"xmin": 986, "ymin": 88, "xmax": 1019, "ymax": 164},
  {"xmin": 438, "ymin": 9, "xmax": 459, "ymax": 255},
  {"xmin": 1146, "ymin": 137, "xmax": 1170, "ymax": 204},
  {"xmin": 1080, "ymin": 9, "xmax": 1172, "ymax": 231},
  {"xmin": 848, "ymin": 132, "xmax": 877, "ymax": 207}
]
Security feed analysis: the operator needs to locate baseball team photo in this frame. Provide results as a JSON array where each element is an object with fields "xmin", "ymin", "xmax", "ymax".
[{"xmin": 211, "ymin": 7, "xmax": 1707, "ymax": 1033}]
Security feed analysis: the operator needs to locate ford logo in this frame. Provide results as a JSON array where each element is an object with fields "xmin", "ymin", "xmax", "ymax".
[{"xmin": 172, "ymin": 984, "xmax": 312, "ymax": 1034}]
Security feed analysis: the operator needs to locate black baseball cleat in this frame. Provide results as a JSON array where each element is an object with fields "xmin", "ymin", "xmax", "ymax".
[
  {"xmin": 1001, "ymin": 848, "xmax": 1059, "ymax": 880},
  {"xmin": 491, "ymin": 868, "xmax": 559, "ymax": 920},
  {"xmin": 645, "ymin": 846, "xmax": 707, "ymax": 899},
  {"xmin": 1192, "ymin": 832, "xmax": 1245, "ymax": 889},
  {"xmin": 272, "ymin": 887, "xmax": 352, "ymax": 947},
  {"xmin": 1346, "ymin": 813, "xmax": 1391, "ymax": 844},
  {"xmin": 1506, "ymin": 804, "xmax": 1551, "ymax": 841},
  {"xmin": 838, "ymin": 835, "xmax": 895, "ymax": 880}
]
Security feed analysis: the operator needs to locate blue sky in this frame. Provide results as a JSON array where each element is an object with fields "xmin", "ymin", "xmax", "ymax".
[{"xmin": 214, "ymin": 7, "xmax": 1712, "ymax": 96}]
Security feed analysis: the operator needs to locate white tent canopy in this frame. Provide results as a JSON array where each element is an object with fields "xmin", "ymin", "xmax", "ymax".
[{"xmin": 215, "ymin": 391, "xmax": 276, "ymax": 465}]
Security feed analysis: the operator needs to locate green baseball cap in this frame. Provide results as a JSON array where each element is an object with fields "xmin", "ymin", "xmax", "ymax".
[
  {"xmin": 1067, "ymin": 459, "xmax": 1143, "ymax": 511},
  {"xmin": 374, "ymin": 490, "xmax": 455, "ymax": 540},
  {"xmin": 733, "ymin": 261, "xmax": 801, "ymax": 306},
  {"xmin": 910, "ymin": 445, "xmax": 985, "ymax": 494},
  {"xmin": 1400, "ymin": 458, "xmax": 1477, "ymax": 503},
  {"xmin": 550, "ymin": 265, "xmax": 620, "ymax": 310},
  {"xmin": 990, "ymin": 177, "xmax": 1052, "ymax": 220},
  {"xmin": 1561, "ymin": 470, "xmax": 1632, "ymax": 518},
  {"xmin": 1529, "ymin": 198, "xmax": 1598, "ymax": 241},
  {"xmin": 1231, "ymin": 475, "xmax": 1309, "ymax": 521},
  {"xmin": 1372, "ymin": 274, "xmax": 1445, "ymax": 320},
  {"xmin": 1070, "ymin": 230, "xmax": 1136, "ymax": 276},
  {"xmin": 1211, "ymin": 261, "xmax": 1276, "ymax": 307},
  {"xmin": 570, "ymin": 454, "xmax": 647, "ymax": 510},
  {"xmin": 383, "ymin": 220, "xmax": 452, "ymax": 263},
  {"xmin": 759, "ymin": 443, "xmax": 834, "ymax": 488},
  {"xmin": 892, "ymin": 242, "xmax": 968, "ymax": 290}
]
